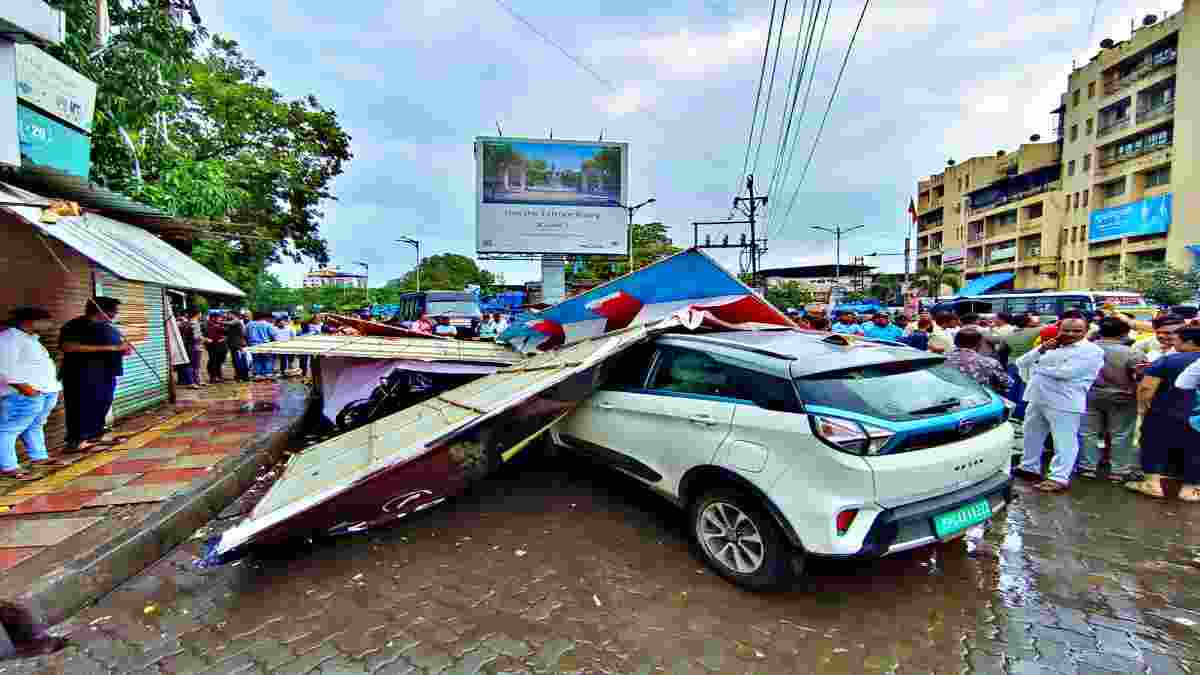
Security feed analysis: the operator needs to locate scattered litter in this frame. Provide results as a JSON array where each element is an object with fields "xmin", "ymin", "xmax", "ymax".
[
  {"xmin": 832, "ymin": 647, "xmax": 849, "ymax": 654},
  {"xmin": 734, "ymin": 641, "xmax": 765, "ymax": 660},
  {"xmin": 515, "ymin": 549, "xmax": 527, "ymax": 558},
  {"xmin": 695, "ymin": 569, "xmax": 705, "ymax": 575},
  {"xmin": 352, "ymin": 573, "xmax": 365, "ymax": 581},
  {"xmin": 1174, "ymin": 617, "xmax": 1197, "ymax": 628},
  {"xmin": 88, "ymin": 616, "xmax": 111, "ymax": 626},
  {"xmin": 593, "ymin": 594, "xmax": 602, "ymax": 608},
  {"xmin": 143, "ymin": 604, "xmax": 159, "ymax": 616}
]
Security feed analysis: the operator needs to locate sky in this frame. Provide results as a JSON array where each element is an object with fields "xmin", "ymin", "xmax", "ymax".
[{"xmin": 194, "ymin": 0, "xmax": 1183, "ymax": 287}]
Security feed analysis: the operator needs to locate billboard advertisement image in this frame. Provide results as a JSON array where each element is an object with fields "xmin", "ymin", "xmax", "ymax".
[
  {"xmin": 1089, "ymin": 193, "xmax": 1172, "ymax": 243},
  {"xmin": 476, "ymin": 137, "xmax": 628, "ymax": 255}
]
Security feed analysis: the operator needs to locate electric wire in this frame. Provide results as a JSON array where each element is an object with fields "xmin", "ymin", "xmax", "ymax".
[
  {"xmin": 764, "ymin": 0, "xmax": 823, "ymax": 216},
  {"xmin": 751, "ymin": 0, "xmax": 792, "ymax": 178},
  {"xmin": 732, "ymin": 0, "xmax": 780, "ymax": 208},
  {"xmin": 763, "ymin": 0, "xmax": 812, "ymax": 204},
  {"xmin": 777, "ymin": 0, "xmax": 871, "ymax": 234},
  {"xmin": 491, "ymin": 0, "xmax": 621, "ymax": 94}
]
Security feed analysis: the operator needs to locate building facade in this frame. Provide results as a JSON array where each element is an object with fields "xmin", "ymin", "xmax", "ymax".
[
  {"xmin": 303, "ymin": 267, "xmax": 367, "ymax": 289},
  {"xmin": 915, "ymin": 0, "xmax": 1199, "ymax": 292}
]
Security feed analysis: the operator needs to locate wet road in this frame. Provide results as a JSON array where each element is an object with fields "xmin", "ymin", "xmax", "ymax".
[{"xmin": 7, "ymin": 446, "xmax": 1200, "ymax": 675}]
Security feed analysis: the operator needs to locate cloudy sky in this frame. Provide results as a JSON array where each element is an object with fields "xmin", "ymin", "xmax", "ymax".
[{"xmin": 195, "ymin": 0, "xmax": 1181, "ymax": 286}]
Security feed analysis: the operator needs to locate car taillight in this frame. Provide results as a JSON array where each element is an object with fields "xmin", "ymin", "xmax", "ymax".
[
  {"xmin": 811, "ymin": 414, "xmax": 895, "ymax": 456},
  {"xmin": 836, "ymin": 509, "xmax": 858, "ymax": 536}
]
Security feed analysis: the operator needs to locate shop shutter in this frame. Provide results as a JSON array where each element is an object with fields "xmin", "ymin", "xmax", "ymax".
[
  {"xmin": 94, "ymin": 271, "xmax": 169, "ymax": 418},
  {"xmin": 0, "ymin": 213, "xmax": 93, "ymax": 450}
]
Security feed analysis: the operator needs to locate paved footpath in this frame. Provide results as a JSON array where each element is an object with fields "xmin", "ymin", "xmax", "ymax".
[
  {"xmin": 3, "ymin": 447, "xmax": 1200, "ymax": 674},
  {"xmin": 0, "ymin": 380, "xmax": 308, "ymax": 652}
]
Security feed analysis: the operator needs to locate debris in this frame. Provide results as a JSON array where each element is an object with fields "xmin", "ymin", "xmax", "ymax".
[
  {"xmin": 1174, "ymin": 617, "xmax": 1197, "ymax": 628},
  {"xmin": 143, "ymin": 604, "xmax": 159, "ymax": 616},
  {"xmin": 515, "ymin": 549, "xmax": 527, "ymax": 558},
  {"xmin": 352, "ymin": 573, "xmax": 365, "ymax": 581},
  {"xmin": 593, "ymin": 594, "xmax": 602, "ymax": 608},
  {"xmin": 88, "ymin": 616, "xmax": 111, "ymax": 626},
  {"xmin": 734, "ymin": 641, "xmax": 766, "ymax": 660}
]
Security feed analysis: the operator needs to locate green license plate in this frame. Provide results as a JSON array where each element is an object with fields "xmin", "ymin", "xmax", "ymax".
[{"xmin": 932, "ymin": 499, "xmax": 991, "ymax": 538}]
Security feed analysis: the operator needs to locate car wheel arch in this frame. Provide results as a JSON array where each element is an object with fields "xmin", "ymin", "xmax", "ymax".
[{"xmin": 678, "ymin": 465, "xmax": 804, "ymax": 551}]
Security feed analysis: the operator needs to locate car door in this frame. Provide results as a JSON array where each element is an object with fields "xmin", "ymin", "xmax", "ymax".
[{"xmin": 559, "ymin": 344, "xmax": 736, "ymax": 495}]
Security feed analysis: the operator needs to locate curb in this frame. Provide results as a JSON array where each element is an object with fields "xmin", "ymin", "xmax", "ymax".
[{"xmin": 0, "ymin": 385, "xmax": 310, "ymax": 644}]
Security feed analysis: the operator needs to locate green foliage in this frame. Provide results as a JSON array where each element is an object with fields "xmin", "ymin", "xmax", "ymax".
[
  {"xmin": 44, "ymin": 1, "xmax": 353, "ymax": 294},
  {"xmin": 387, "ymin": 254, "xmax": 497, "ymax": 294},
  {"xmin": 869, "ymin": 276, "xmax": 902, "ymax": 305},
  {"xmin": 1121, "ymin": 263, "xmax": 1200, "ymax": 306},
  {"xmin": 764, "ymin": 282, "xmax": 815, "ymax": 313},
  {"xmin": 914, "ymin": 266, "xmax": 962, "ymax": 300}
]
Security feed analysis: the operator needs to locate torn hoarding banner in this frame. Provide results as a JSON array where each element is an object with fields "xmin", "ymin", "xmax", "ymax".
[
  {"xmin": 210, "ymin": 253, "xmax": 793, "ymax": 562},
  {"xmin": 499, "ymin": 248, "xmax": 794, "ymax": 352}
]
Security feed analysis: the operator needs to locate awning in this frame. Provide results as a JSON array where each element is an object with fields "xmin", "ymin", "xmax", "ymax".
[
  {"xmin": 1187, "ymin": 244, "xmax": 1200, "ymax": 256},
  {"xmin": 956, "ymin": 272, "xmax": 1014, "ymax": 297},
  {"xmin": 247, "ymin": 335, "xmax": 522, "ymax": 365}
]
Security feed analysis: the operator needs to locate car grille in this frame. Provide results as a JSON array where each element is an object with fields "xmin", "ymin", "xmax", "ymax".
[{"xmin": 885, "ymin": 414, "xmax": 1005, "ymax": 454}]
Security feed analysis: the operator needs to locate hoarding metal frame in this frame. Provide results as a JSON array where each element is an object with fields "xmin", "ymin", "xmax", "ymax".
[{"xmin": 475, "ymin": 135, "xmax": 629, "ymax": 256}]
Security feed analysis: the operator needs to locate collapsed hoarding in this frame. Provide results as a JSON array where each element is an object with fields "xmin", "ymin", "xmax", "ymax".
[{"xmin": 211, "ymin": 250, "xmax": 794, "ymax": 561}]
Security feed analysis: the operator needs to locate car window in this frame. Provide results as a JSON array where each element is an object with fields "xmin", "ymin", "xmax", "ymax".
[
  {"xmin": 600, "ymin": 343, "xmax": 657, "ymax": 391},
  {"xmin": 646, "ymin": 347, "xmax": 799, "ymax": 411},
  {"xmin": 794, "ymin": 361, "xmax": 991, "ymax": 422}
]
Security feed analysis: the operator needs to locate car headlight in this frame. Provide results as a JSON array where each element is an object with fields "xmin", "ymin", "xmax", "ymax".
[{"xmin": 810, "ymin": 414, "xmax": 895, "ymax": 456}]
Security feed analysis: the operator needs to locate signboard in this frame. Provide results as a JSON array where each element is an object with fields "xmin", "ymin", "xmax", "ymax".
[
  {"xmin": 1088, "ymin": 193, "xmax": 1172, "ymax": 243},
  {"xmin": 15, "ymin": 44, "xmax": 96, "ymax": 132},
  {"xmin": 942, "ymin": 246, "xmax": 964, "ymax": 265},
  {"xmin": 17, "ymin": 103, "xmax": 91, "ymax": 177},
  {"xmin": 475, "ymin": 137, "xmax": 628, "ymax": 255},
  {"xmin": 1, "ymin": 43, "xmax": 16, "ymax": 167},
  {"xmin": 988, "ymin": 245, "xmax": 1016, "ymax": 263}
]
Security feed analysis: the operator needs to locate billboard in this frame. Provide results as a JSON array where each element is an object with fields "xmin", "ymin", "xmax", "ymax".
[
  {"xmin": 17, "ymin": 104, "xmax": 91, "ymax": 177},
  {"xmin": 475, "ymin": 137, "xmax": 628, "ymax": 255},
  {"xmin": 1089, "ymin": 193, "xmax": 1172, "ymax": 243},
  {"xmin": 15, "ymin": 43, "xmax": 97, "ymax": 132}
]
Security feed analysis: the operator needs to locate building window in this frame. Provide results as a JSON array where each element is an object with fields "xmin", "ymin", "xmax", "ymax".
[
  {"xmin": 1144, "ymin": 165, "xmax": 1170, "ymax": 188},
  {"xmin": 1082, "ymin": 153, "xmax": 1091, "ymax": 171},
  {"xmin": 1103, "ymin": 178, "xmax": 1126, "ymax": 198},
  {"xmin": 1088, "ymin": 82, "xmax": 1095, "ymax": 99},
  {"xmin": 1071, "ymin": 227, "xmax": 1077, "ymax": 243},
  {"xmin": 1082, "ymin": 189, "xmax": 1089, "ymax": 207},
  {"xmin": 1072, "ymin": 89, "xmax": 1081, "ymax": 107},
  {"xmin": 1073, "ymin": 192, "xmax": 1080, "ymax": 209},
  {"xmin": 1026, "ymin": 202, "xmax": 1044, "ymax": 220},
  {"xmin": 1085, "ymin": 118, "xmax": 1093, "ymax": 135},
  {"xmin": 1068, "ymin": 160, "xmax": 1076, "ymax": 176},
  {"xmin": 1070, "ymin": 124, "xmax": 1079, "ymax": 141}
]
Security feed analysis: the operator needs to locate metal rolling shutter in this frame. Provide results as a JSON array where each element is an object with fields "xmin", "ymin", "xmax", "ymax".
[
  {"xmin": 94, "ymin": 271, "xmax": 169, "ymax": 418},
  {"xmin": 0, "ymin": 213, "xmax": 93, "ymax": 450}
]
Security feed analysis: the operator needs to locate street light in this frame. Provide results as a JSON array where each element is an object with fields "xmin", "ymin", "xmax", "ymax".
[
  {"xmin": 396, "ymin": 237, "xmax": 420, "ymax": 292},
  {"xmin": 620, "ymin": 198, "xmax": 656, "ymax": 272},
  {"xmin": 355, "ymin": 261, "xmax": 370, "ymax": 307}
]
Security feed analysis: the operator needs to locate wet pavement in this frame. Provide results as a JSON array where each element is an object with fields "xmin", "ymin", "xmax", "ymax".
[{"xmin": 5, "ymin": 444, "xmax": 1200, "ymax": 675}]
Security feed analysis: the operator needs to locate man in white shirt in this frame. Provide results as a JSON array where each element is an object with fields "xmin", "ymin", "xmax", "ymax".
[
  {"xmin": 1013, "ymin": 317, "xmax": 1105, "ymax": 492},
  {"xmin": 0, "ymin": 307, "xmax": 67, "ymax": 479}
]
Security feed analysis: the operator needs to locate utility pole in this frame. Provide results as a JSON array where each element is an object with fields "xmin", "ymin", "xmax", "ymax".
[
  {"xmin": 811, "ymin": 224, "xmax": 865, "ymax": 284},
  {"xmin": 621, "ymin": 198, "xmax": 656, "ymax": 272},
  {"xmin": 734, "ymin": 175, "xmax": 768, "ymax": 288}
]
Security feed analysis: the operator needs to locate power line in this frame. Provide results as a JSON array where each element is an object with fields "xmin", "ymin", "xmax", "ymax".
[
  {"xmin": 764, "ymin": 0, "xmax": 812, "ymax": 202},
  {"xmin": 491, "ymin": 0, "xmax": 622, "ymax": 94},
  {"xmin": 764, "ymin": 0, "xmax": 822, "ymax": 210},
  {"xmin": 768, "ymin": 0, "xmax": 831, "ymax": 233},
  {"xmin": 734, "ymin": 0, "xmax": 780, "ymax": 206},
  {"xmin": 777, "ymin": 0, "xmax": 871, "ymax": 234},
  {"xmin": 751, "ymin": 0, "xmax": 792, "ymax": 178},
  {"xmin": 1085, "ymin": 0, "xmax": 1102, "ymax": 53}
]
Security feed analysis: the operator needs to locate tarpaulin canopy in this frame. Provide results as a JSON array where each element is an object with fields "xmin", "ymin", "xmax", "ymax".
[
  {"xmin": 956, "ymin": 273, "xmax": 1014, "ymax": 297},
  {"xmin": 246, "ymin": 335, "xmax": 521, "ymax": 365}
]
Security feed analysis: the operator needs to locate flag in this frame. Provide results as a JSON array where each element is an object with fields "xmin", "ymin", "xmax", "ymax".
[{"xmin": 908, "ymin": 198, "xmax": 918, "ymax": 224}]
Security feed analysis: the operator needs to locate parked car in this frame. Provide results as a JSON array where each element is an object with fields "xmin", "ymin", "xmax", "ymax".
[{"xmin": 550, "ymin": 329, "xmax": 1014, "ymax": 590}]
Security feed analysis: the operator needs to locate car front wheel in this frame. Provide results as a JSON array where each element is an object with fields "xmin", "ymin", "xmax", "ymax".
[{"xmin": 689, "ymin": 489, "xmax": 794, "ymax": 591}]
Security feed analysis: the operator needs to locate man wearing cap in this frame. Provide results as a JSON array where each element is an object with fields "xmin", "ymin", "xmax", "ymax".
[
  {"xmin": 59, "ymin": 298, "xmax": 131, "ymax": 452},
  {"xmin": 0, "ymin": 308, "xmax": 68, "ymax": 479}
]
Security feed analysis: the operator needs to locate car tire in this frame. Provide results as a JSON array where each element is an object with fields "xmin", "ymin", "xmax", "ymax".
[{"xmin": 688, "ymin": 488, "xmax": 794, "ymax": 592}]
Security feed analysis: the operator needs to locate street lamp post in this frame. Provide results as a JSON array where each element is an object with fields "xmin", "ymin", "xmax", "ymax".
[
  {"xmin": 396, "ymin": 237, "xmax": 420, "ymax": 292},
  {"xmin": 620, "ymin": 198, "xmax": 656, "ymax": 272},
  {"xmin": 355, "ymin": 261, "xmax": 370, "ymax": 308}
]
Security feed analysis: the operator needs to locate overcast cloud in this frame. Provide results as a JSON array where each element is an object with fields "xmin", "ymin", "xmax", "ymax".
[{"xmin": 195, "ymin": 0, "xmax": 1182, "ymax": 286}]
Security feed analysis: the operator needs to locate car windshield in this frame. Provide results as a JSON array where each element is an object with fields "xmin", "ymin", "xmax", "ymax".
[
  {"xmin": 794, "ymin": 361, "xmax": 991, "ymax": 422},
  {"xmin": 428, "ymin": 301, "xmax": 480, "ymax": 316}
]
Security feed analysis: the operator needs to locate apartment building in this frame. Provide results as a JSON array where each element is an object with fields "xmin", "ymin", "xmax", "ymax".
[
  {"xmin": 915, "ymin": 0, "xmax": 1199, "ymax": 293},
  {"xmin": 1058, "ymin": 3, "xmax": 1196, "ymax": 289},
  {"xmin": 915, "ymin": 154, "xmax": 1000, "ymax": 273}
]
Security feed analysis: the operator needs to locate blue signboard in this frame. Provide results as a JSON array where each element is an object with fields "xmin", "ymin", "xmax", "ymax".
[
  {"xmin": 1088, "ymin": 193, "xmax": 1172, "ymax": 243},
  {"xmin": 17, "ymin": 104, "xmax": 91, "ymax": 177}
]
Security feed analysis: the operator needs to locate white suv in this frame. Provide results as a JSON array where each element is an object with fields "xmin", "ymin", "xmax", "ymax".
[{"xmin": 550, "ymin": 330, "xmax": 1014, "ymax": 590}]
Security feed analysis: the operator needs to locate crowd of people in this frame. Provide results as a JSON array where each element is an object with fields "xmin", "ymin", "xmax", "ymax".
[{"xmin": 789, "ymin": 303, "xmax": 1200, "ymax": 499}]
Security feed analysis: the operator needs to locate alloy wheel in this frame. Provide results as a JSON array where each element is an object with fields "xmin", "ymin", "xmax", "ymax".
[{"xmin": 698, "ymin": 501, "xmax": 765, "ymax": 574}]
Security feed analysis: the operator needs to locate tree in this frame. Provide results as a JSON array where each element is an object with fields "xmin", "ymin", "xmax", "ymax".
[
  {"xmin": 765, "ymin": 282, "xmax": 815, "ymax": 313},
  {"xmin": 388, "ymin": 254, "xmax": 496, "ymax": 292},
  {"xmin": 868, "ymin": 276, "xmax": 902, "ymax": 305},
  {"xmin": 1122, "ymin": 262, "xmax": 1200, "ymax": 306},
  {"xmin": 45, "ymin": 1, "xmax": 352, "ymax": 292},
  {"xmin": 914, "ymin": 266, "xmax": 962, "ymax": 301}
]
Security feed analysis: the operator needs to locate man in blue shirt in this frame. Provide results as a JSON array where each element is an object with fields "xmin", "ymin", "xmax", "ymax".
[
  {"xmin": 862, "ymin": 313, "xmax": 904, "ymax": 342},
  {"xmin": 245, "ymin": 312, "xmax": 277, "ymax": 380},
  {"xmin": 831, "ymin": 311, "xmax": 864, "ymax": 336}
]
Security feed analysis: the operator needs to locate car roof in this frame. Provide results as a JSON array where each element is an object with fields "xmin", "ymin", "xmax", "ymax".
[{"xmin": 657, "ymin": 329, "xmax": 940, "ymax": 378}]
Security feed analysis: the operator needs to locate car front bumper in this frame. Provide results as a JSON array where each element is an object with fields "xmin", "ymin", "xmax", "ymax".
[{"xmin": 832, "ymin": 470, "xmax": 1013, "ymax": 559}]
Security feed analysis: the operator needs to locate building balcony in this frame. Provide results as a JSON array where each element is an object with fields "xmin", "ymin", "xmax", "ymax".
[
  {"xmin": 1097, "ymin": 117, "xmax": 1131, "ymax": 139},
  {"xmin": 1136, "ymin": 100, "xmax": 1174, "ymax": 126},
  {"xmin": 967, "ymin": 232, "xmax": 985, "ymax": 243},
  {"xmin": 1019, "ymin": 220, "xmax": 1043, "ymax": 233},
  {"xmin": 966, "ymin": 180, "xmax": 1061, "ymax": 216},
  {"xmin": 1103, "ymin": 57, "xmax": 1176, "ymax": 97},
  {"xmin": 917, "ymin": 221, "xmax": 944, "ymax": 232},
  {"xmin": 1099, "ymin": 142, "xmax": 1171, "ymax": 169}
]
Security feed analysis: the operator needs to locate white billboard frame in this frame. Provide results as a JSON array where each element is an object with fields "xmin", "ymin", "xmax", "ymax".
[{"xmin": 475, "ymin": 136, "xmax": 629, "ymax": 256}]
